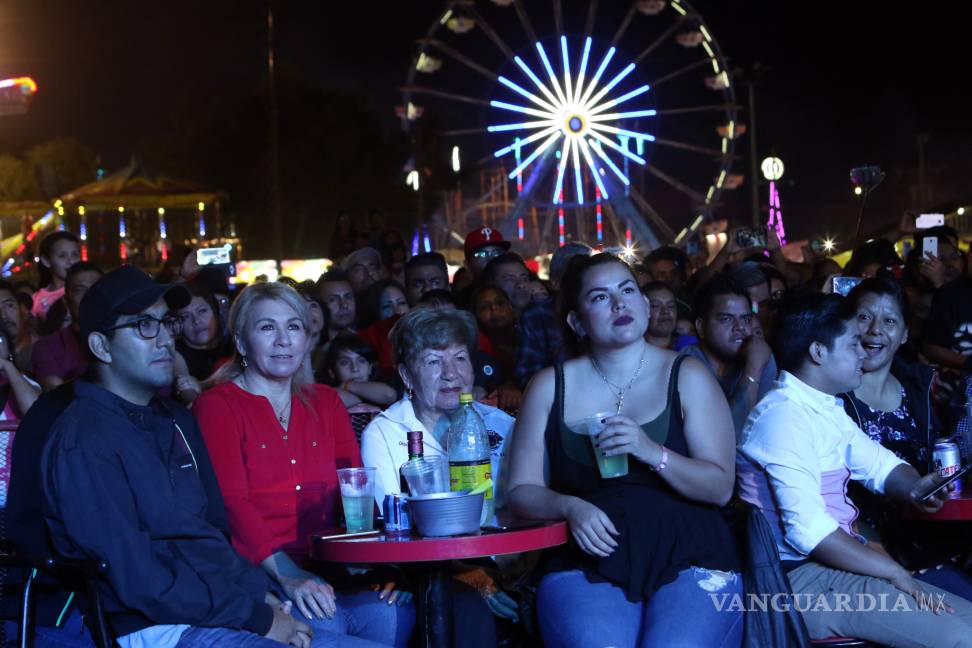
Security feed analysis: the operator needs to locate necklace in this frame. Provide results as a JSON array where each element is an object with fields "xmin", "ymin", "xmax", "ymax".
[
  {"xmin": 239, "ymin": 375, "xmax": 292, "ymax": 425},
  {"xmin": 589, "ymin": 343, "xmax": 649, "ymax": 415},
  {"xmin": 271, "ymin": 394, "xmax": 292, "ymax": 424}
]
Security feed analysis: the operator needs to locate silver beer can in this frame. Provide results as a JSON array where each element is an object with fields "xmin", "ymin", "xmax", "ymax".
[
  {"xmin": 383, "ymin": 493, "xmax": 411, "ymax": 533},
  {"xmin": 933, "ymin": 439, "xmax": 962, "ymax": 498}
]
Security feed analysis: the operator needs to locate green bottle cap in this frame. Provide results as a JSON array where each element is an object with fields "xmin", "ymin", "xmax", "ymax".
[{"xmin": 459, "ymin": 392, "xmax": 473, "ymax": 404}]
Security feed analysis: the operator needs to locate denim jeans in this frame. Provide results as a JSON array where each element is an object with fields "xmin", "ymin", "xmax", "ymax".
[
  {"xmin": 176, "ymin": 590, "xmax": 414, "ymax": 648},
  {"xmin": 537, "ymin": 567, "xmax": 744, "ymax": 648}
]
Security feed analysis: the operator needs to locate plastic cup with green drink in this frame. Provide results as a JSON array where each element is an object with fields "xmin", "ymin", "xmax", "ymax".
[
  {"xmin": 568, "ymin": 412, "xmax": 629, "ymax": 478},
  {"xmin": 337, "ymin": 467, "xmax": 376, "ymax": 533}
]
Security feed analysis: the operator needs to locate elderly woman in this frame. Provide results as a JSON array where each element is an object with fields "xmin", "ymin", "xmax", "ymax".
[
  {"xmin": 507, "ymin": 253, "xmax": 743, "ymax": 648},
  {"xmin": 360, "ymin": 306, "xmax": 513, "ymax": 507},
  {"xmin": 360, "ymin": 306, "xmax": 515, "ymax": 642},
  {"xmin": 194, "ymin": 281, "xmax": 413, "ymax": 648}
]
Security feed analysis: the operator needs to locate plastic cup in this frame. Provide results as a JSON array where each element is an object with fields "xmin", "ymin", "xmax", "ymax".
[
  {"xmin": 337, "ymin": 467, "xmax": 376, "ymax": 533},
  {"xmin": 567, "ymin": 412, "xmax": 629, "ymax": 479},
  {"xmin": 401, "ymin": 456, "xmax": 450, "ymax": 496}
]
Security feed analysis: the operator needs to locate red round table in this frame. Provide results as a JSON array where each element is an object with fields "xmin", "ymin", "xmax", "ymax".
[
  {"xmin": 903, "ymin": 496, "xmax": 972, "ymax": 521},
  {"xmin": 311, "ymin": 520, "xmax": 567, "ymax": 648}
]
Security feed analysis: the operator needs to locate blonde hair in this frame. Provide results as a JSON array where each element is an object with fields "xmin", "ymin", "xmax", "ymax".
[{"xmin": 204, "ymin": 281, "xmax": 312, "ymax": 397}]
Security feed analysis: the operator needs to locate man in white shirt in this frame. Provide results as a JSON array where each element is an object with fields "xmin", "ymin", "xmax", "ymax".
[{"xmin": 738, "ymin": 292, "xmax": 972, "ymax": 646}]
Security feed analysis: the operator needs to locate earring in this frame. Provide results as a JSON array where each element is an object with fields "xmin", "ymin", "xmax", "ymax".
[
  {"xmin": 241, "ymin": 355, "xmax": 248, "ymax": 368},
  {"xmin": 406, "ymin": 386, "xmax": 414, "ymax": 399}
]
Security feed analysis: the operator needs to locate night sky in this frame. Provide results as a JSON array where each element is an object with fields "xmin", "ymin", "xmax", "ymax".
[{"xmin": 2, "ymin": 0, "xmax": 969, "ymax": 249}]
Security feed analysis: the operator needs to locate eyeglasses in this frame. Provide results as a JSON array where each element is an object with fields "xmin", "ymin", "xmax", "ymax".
[
  {"xmin": 102, "ymin": 315, "xmax": 179, "ymax": 340},
  {"xmin": 472, "ymin": 248, "xmax": 502, "ymax": 259}
]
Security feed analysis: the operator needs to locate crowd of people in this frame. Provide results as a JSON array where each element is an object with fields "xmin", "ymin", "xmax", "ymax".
[{"xmin": 4, "ymin": 218, "xmax": 972, "ymax": 647}]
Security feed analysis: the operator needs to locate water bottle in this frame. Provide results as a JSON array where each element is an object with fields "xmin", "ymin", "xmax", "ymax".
[{"xmin": 447, "ymin": 393, "xmax": 493, "ymax": 526}]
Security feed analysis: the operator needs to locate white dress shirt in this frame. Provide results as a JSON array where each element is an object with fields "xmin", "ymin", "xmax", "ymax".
[{"xmin": 737, "ymin": 371, "xmax": 906, "ymax": 560}]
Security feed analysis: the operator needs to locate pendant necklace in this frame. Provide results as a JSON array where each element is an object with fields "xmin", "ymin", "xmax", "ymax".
[{"xmin": 589, "ymin": 343, "xmax": 648, "ymax": 415}]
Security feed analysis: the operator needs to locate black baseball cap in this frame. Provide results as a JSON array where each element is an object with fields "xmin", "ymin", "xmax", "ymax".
[{"xmin": 79, "ymin": 265, "xmax": 191, "ymax": 342}]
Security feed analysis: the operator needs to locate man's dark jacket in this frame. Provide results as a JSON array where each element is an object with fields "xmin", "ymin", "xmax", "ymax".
[{"xmin": 39, "ymin": 380, "xmax": 273, "ymax": 639}]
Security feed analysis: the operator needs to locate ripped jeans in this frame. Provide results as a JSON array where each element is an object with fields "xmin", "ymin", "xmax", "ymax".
[{"xmin": 537, "ymin": 567, "xmax": 743, "ymax": 648}]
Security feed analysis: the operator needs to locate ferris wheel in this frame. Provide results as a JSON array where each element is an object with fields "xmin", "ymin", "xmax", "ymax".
[{"xmin": 401, "ymin": 0, "xmax": 743, "ymax": 253}]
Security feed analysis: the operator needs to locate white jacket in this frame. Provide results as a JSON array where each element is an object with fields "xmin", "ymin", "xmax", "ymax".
[{"xmin": 360, "ymin": 398, "xmax": 515, "ymax": 509}]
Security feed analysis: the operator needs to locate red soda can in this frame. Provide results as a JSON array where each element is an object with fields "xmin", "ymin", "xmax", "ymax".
[{"xmin": 933, "ymin": 439, "xmax": 962, "ymax": 498}]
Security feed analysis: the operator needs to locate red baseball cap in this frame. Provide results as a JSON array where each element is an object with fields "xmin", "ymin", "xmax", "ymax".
[{"xmin": 464, "ymin": 227, "xmax": 511, "ymax": 257}]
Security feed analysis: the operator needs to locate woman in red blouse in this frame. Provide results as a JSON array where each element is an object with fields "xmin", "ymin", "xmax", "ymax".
[{"xmin": 195, "ymin": 281, "xmax": 413, "ymax": 647}]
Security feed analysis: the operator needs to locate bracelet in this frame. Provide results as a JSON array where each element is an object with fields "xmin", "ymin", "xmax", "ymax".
[{"xmin": 651, "ymin": 446, "xmax": 669, "ymax": 472}]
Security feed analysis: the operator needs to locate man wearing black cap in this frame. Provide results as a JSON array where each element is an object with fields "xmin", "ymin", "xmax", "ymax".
[{"xmin": 40, "ymin": 266, "xmax": 314, "ymax": 647}]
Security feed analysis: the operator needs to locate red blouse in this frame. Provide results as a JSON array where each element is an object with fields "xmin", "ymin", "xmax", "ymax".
[{"xmin": 194, "ymin": 381, "xmax": 361, "ymax": 564}]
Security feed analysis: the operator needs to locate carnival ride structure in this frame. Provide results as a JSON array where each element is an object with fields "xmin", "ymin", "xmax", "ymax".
[{"xmin": 401, "ymin": 0, "xmax": 743, "ymax": 254}]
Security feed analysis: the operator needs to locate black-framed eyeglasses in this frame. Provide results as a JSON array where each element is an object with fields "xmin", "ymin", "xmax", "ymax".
[{"xmin": 102, "ymin": 315, "xmax": 179, "ymax": 340}]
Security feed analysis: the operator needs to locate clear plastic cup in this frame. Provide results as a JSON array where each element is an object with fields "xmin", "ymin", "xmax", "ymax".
[
  {"xmin": 401, "ymin": 456, "xmax": 450, "ymax": 496},
  {"xmin": 567, "ymin": 412, "xmax": 629, "ymax": 479},
  {"xmin": 337, "ymin": 467, "xmax": 376, "ymax": 533}
]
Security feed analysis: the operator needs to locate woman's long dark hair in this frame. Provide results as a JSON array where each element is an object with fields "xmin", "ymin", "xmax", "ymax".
[
  {"xmin": 357, "ymin": 279, "xmax": 407, "ymax": 329},
  {"xmin": 556, "ymin": 252, "xmax": 637, "ymax": 358}
]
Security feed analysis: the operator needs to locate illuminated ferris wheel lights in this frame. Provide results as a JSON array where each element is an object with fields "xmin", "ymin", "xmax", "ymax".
[
  {"xmin": 551, "ymin": 137, "xmax": 572, "ymax": 203},
  {"xmin": 560, "ymin": 36, "xmax": 574, "ymax": 103},
  {"xmin": 508, "ymin": 130, "xmax": 562, "ymax": 179},
  {"xmin": 589, "ymin": 140, "xmax": 631, "ymax": 187},
  {"xmin": 571, "ymin": 142, "xmax": 584, "ymax": 204},
  {"xmin": 585, "ymin": 63, "xmax": 637, "ymax": 110},
  {"xmin": 589, "ymin": 122, "xmax": 656, "ymax": 143},
  {"xmin": 587, "ymin": 129, "xmax": 646, "ymax": 165},
  {"xmin": 491, "ymin": 37, "xmax": 656, "ymax": 205},
  {"xmin": 589, "ymin": 109, "xmax": 657, "ymax": 122},
  {"xmin": 493, "ymin": 125, "xmax": 559, "ymax": 158},
  {"xmin": 590, "ymin": 84, "xmax": 652, "ymax": 114},
  {"xmin": 513, "ymin": 56, "xmax": 560, "ymax": 108},
  {"xmin": 535, "ymin": 42, "xmax": 568, "ymax": 106},
  {"xmin": 578, "ymin": 138, "xmax": 610, "ymax": 199},
  {"xmin": 575, "ymin": 37, "xmax": 593, "ymax": 101},
  {"xmin": 489, "ymin": 99, "xmax": 550, "ymax": 119},
  {"xmin": 579, "ymin": 47, "xmax": 616, "ymax": 106},
  {"xmin": 487, "ymin": 119, "xmax": 558, "ymax": 133},
  {"xmin": 497, "ymin": 76, "xmax": 557, "ymax": 113}
]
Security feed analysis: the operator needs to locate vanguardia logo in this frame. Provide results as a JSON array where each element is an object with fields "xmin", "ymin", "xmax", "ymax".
[{"xmin": 709, "ymin": 592, "xmax": 949, "ymax": 613}]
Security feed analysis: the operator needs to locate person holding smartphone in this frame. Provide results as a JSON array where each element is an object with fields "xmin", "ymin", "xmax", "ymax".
[
  {"xmin": 738, "ymin": 292, "xmax": 972, "ymax": 646},
  {"xmin": 839, "ymin": 278, "xmax": 972, "ymax": 600}
]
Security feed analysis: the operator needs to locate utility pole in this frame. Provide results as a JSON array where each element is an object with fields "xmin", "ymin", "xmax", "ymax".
[
  {"xmin": 267, "ymin": 1, "xmax": 283, "ymax": 261},
  {"xmin": 748, "ymin": 81, "xmax": 760, "ymax": 228}
]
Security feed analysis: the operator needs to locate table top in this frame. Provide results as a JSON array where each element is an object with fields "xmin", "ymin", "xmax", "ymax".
[
  {"xmin": 904, "ymin": 496, "xmax": 972, "ymax": 521},
  {"xmin": 311, "ymin": 520, "xmax": 568, "ymax": 564}
]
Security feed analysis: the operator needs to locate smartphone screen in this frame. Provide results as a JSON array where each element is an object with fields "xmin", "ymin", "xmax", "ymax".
[
  {"xmin": 753, "ymin": 228, "xmax": 768, "ymax": 248},
  {"xmin": 832, "ymin": 276, "xmax": 863, "ymax": 297},
  {"xmin": 196, "ymin": 244, "xmax": 232, "ymax": 266},
  {"xmin": 919, "ymin": 463, "xmax": 972, "ymax": 502},
  {"xmin": 922, "ymin": 236, "xmax": 938, "ymax": 259},
  {"xmin": 735, "ymin": 229, "xmax": 751, "ymax": 248},
  {"xmin": 916, "ymin": 213, "xmax": 945, "ymax": 229}
]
